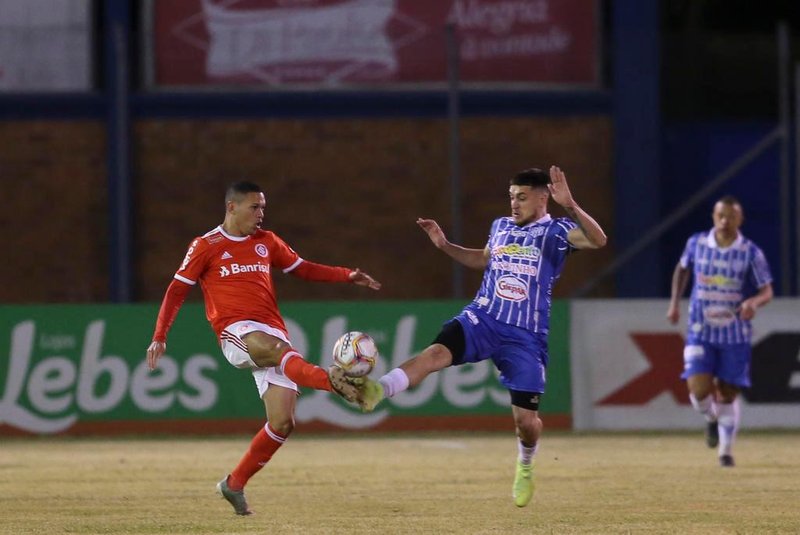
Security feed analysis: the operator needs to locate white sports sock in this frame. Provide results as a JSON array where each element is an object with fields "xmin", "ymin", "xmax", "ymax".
[
  {"xmin": 378, "ymin": 368, "xmax": 410, "ymax": 398},
  {"xmin": 689, "ymin": 393, "xmax": 717, "ymax": 422},
  {"xmin": 717, "ymin": 398, "xmax": 740, "ymax": 457},
  {"xmin": 517, "ymin": 440, "xmax": 538, "ymax": 466}
]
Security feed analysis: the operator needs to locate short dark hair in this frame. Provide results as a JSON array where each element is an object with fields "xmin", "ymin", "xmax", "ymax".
[
  {"xmin": 717, "ymin": 194, "xmax": 741, "ymax": 207},
  {"xmin": 225, "ymin": 181, "xmax": 262, "ymax": 203},
  {"xmin": 510, "ymin": 168, "xmax": 551, "ymax": 189}
]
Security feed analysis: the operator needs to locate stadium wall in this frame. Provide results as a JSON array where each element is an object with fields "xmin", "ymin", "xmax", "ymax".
[
  {"xmin": 0, "ymin": 115, "xmax": 614, "ymax": 304},
  {"xmin": 0, "ymin": 120, "xmax": 108, "ymax": 302}
]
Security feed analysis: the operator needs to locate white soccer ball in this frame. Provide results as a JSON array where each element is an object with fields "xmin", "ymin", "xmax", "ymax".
[{"xmin": 332, "ymin": 331, "xmax": 378, "ymax": 377}]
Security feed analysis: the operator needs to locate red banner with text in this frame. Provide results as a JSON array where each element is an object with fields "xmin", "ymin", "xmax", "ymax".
[{"xmin": 151, "ymin": 0, "xmax": 599, "ymax": 88}]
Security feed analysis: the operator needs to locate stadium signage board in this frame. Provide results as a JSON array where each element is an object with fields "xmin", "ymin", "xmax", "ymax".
[
  {"xmin": 570, "ymin": 299, "xmax": 800, "ymax": 430},
  {"xmin": 0, "ymin": 301, "xmax": 571, "ymax": 435},
  {"xmin": 149, "ymin": 0, "xmax": 599, "ymax": 89}
]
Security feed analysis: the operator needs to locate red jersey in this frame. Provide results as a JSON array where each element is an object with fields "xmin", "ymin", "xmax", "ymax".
[
  {"xmin": 174, "ymin": 226, "xmax": 303, "ymax": 338},
  {"xmin": 151, "ymin": 225, "xmax": 352, "ymax": 344}
]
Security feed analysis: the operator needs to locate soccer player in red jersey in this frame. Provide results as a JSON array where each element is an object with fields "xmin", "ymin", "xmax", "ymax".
[{"xmin": 145, "ymin": 181, "xmax": 380, "ymax": 515}]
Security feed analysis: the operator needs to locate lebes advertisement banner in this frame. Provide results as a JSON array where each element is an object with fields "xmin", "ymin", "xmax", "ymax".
[
  {"xmin": 0, "ymin": 301, "xmax": 571, "ymax": 436},
  {"xmin": 150, "ymin": 0, "xmax": 598, "ymax": 88},
  {"xmin": 570, "ymin": 299, "xmax": 800, "ymax": 430}
]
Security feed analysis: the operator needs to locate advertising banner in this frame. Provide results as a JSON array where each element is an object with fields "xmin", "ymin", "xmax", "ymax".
[
  {"xmin": 0, "ymin": 0, "xmax": 91, "ymax": 91},
  {"xmin": 570, "ymin": 299, "xmax": 800, "ymax": 430},
  {"xmin": 150, "ymin": 0, "xmax": 598, "ymax": 88},
  {"xmin": 0, "ymin": 301, "xmax": 571, "ymax": 435}
]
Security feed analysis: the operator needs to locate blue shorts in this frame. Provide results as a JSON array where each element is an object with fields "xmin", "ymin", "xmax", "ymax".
[
  {"xmin": 681, "ymin": 340, "xmax": 752, "ymax": 387},
  {"xmin": 452, "ymin": 308, "xmax": 548, "ymax": 393}
]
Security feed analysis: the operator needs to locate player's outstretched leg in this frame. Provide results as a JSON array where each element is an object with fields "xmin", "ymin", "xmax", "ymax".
[
  {"xmin": 512, "ymin": 460, "xmax": 535, "ymax": 507},
  {"xmin": 216, "ymin": 475, "xmax": 253, "ymax": 515}
]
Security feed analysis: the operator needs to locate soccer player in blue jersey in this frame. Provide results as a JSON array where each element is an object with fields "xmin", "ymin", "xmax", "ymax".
[
  {"xmin": 667, "ymin": 195, "xmax": 773, "ymax": 468},
  {"xmin": 351, "ymin": 166, "xmax": 606, "ymax": 507}
]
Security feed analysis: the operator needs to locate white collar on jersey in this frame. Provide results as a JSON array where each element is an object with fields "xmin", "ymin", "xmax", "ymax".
[
  {"xmin": 706, "ymin": 228, "xmax": 742, "ymax": 250},
  {"xmin": 216, "ymin": 225, "xmax": 249, "ymax": 242},
  {"xmin": 520, "ymin": 214, "xmax": 552, "ymax": 227}
]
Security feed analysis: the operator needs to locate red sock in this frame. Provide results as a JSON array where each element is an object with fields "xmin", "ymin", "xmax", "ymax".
[
  {"xmin": 228, "ymin": 423, "xmax": 287, "ymax": 491},
  {"xmin": 280, "ymin": 350, "xmax": 332, "ymax": 392}
]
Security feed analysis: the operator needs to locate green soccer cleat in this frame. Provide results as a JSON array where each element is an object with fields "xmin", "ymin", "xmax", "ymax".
[
  {"xmin": 512, "ymin": 460, "xmax": 535, "ymax": 507},
  {"xmin": 356, "ymin": 376, "xmax": 385, "ymax": 413},
  {"xmin": 216, "ymin": 476, "xmax": 253, "ymax": 515}
]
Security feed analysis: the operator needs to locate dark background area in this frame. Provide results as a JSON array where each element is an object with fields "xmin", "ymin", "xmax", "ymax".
[
  {"xmin": 658, "ymin": 0, "xmax": 799, "ymax": 297},
  {"xmin": 0, "ymin": 0, "xmax": 798, "ymax": 303}
]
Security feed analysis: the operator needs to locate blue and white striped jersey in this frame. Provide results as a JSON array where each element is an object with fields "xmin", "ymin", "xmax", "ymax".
[
  {"xmin": 681, "ymin": 229, "xmax": 773, "ymax": 344},
  {"xmin": 469, "ymin": 214, "xmax": 577, "ymax": 333}
]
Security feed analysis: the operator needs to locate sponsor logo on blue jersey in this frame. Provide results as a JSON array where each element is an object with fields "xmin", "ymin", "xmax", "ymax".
[{"xmin": 469, "ymin": 215, "xmax": 576, "ymax": 333}]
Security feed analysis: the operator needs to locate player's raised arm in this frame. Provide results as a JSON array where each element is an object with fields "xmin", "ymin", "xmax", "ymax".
[
  {"xmin": 287, "ymin": 259, "xmax": 381, "ymax": 290},
  {"xmin": 548, "ymin": 166, "xmax": 607, "ymax": 250},
  {"xmin": 417, "ymin": 218, "xmax": 488, "ymax": 270},
  {"xmin": 270, "ymin": 231, "xmax": 381, "ymax": 290}
]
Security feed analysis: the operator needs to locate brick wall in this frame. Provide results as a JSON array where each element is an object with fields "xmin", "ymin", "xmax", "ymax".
[
  {"xmin": 0, "ymin": 116, "xmax": 614, "ymax": 303},
  {"xmin": 0, "ymin": 121, "xmax": 107, "ymax": 302},
  {"xmin": 135, "ymin": 116, "xmax": 615, "ymax": 302}
]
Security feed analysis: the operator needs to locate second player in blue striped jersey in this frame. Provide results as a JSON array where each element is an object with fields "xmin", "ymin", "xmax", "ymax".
[
  {"xmin": 667, "ymin": 195, "xmax": 773, "ymax": 468},
  {"xmin": 473, "ymin": 214, "xmax": 577, "ymax": 333}
]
